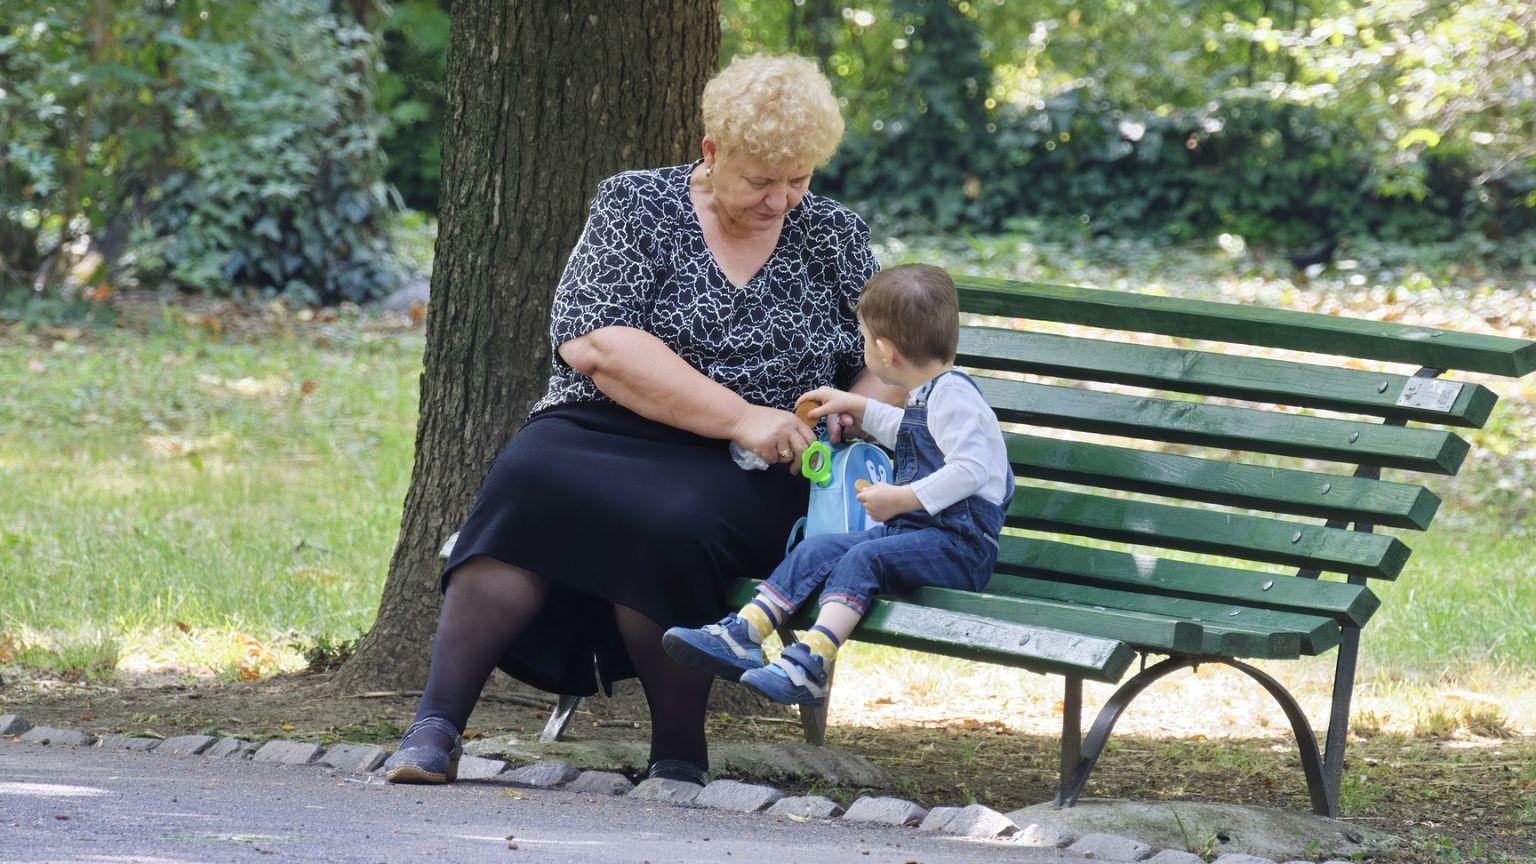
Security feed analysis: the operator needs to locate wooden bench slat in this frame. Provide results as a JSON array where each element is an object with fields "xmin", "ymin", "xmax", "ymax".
[
  {"xmin": 958, "ymin": 327, "xmax": 1499, "ymax": 428},
  {"xmin": 733, "ymin": 578, "xmax": 1205, "ymax": 657},
  {"xmin": 723, "ymin": 579, "xmax": 1134, "ymax": 682},
  {"xmin": 1003, "ymin": 433, "xmax": 1442, "ymax": 530},
  {"xmin": 957, "ymin": 277, "xmax": 1536, "ymax": 378},
  {"xmin": 1006, "ymin": 486, "xmax": 1412, "ymax": 579},
  {"xmin": 975, "ymin": 375, "xmax": 1470, "ymax": 475},
  {"xmin": 897, "ymin": 586, "xmax": 1207, "ymax": 657},
  {"xmin": 995, "ymin": 537, "xmax": 1380, "ymax": 627},
  {"xmin": 984, "ymin": 572, "xmax": 1340, "ymax": 658}
]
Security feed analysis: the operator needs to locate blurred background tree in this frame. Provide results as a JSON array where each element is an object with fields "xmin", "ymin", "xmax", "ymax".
[{"xmin": 3, "ymin": 0, "xmax": 1533, "ymax": 305}]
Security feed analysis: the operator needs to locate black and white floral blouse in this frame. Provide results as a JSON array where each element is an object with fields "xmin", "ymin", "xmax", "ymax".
[{"xmin": 530, "ymin": 162, "xmax": 879, "ymax": 417}]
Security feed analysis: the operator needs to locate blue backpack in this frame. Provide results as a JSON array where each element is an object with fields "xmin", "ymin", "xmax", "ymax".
[{"xmin": 786, "ymin": 438, "xmax": 893, "ymax": 552}]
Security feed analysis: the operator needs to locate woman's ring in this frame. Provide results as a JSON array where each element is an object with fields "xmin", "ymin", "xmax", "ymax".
[{"xmin": 779, "ymin": 449, "xmax": 792, "ymax": 460}]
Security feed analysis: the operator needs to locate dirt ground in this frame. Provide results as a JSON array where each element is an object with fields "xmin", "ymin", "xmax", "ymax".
[{"xmin": 4, "ymin": 669, "xmax": 1531, "ymax": 861}]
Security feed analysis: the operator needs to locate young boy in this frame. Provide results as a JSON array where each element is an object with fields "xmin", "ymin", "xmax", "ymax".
[{"xmin": 663, "ymin": 263, "xmax": 1015, "ymax": 707}]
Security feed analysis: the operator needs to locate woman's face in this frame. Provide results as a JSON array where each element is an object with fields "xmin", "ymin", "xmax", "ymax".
[{"xmin": 704, "ymin": 140, "xmax": 812, "ymax": 232}]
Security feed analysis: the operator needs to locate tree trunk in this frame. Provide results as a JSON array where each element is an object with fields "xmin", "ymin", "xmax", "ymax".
[{"xmin": 336, "ymin": 0, "xmax": 720, "ymax": 691}]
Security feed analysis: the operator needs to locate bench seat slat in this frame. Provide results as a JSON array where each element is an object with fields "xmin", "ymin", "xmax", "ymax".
[
  {"xmin": 732, "ymin": 578, "xmax": 1205, "ymax": 658},
  {"xmin": 1007, "ymin": 486, "xmax": 1412, "ymax": 579},
  {"xmin": 996, "ymin": 537, "xmax": 1380, "ymax": 627},
  {"xmin": 957, "ymin": 277, "xmax": 1536, "ymax": 378},
  {"xmin": 975, "ymin": 375, "xmax": 1469, "ymax": 475},
  {"xmin": 958, "ymin": 327, "xmax": 1498, "ymax": 428},
  {"xmin": 1003, "ymin": 433, "xmax": 1441, "ymax": 530},
  {"xmin": 984, "ymin": 572, "xmax": 1340, "ymax": 658},
  {"xmin": 723, "ymin": 579, "xmax": 1134, "ymax": 682}
]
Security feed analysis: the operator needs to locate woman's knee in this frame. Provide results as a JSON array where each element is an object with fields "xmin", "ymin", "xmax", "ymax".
[{"xmin": 445, "ymin": 556, "xmax": 545, "ymax": 608}]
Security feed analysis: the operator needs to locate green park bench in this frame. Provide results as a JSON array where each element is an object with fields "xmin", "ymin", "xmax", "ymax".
[{"xmin": 443, "ymin": 277, "xmax": 1535, "ymax": 817}]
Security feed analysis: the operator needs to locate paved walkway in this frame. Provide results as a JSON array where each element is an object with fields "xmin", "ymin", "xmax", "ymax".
[{"xmin": 0, "ymin": 743, "xmax": 1089, "ymax": 863}]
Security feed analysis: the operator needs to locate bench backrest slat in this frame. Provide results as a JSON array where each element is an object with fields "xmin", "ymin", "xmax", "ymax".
[
  {"xmin": 978, "ymin": 377, "xmax": 1469, "ymax": 474},
  {"xmin": 995, "ymin": 536, "xmax": 1380, "ymax": 627},
  {"xmin": 957, "ymin": 278, "xmax": 1536, "ymax": 377},
  {"xmin": 1004, "ymin": 433, "xmax": 1441, "ymax": 530},
  {"xmin": 959, "ymin": 327, "xmax": 1499, "ymax": 428},
  {"xmin": 1007, "ymin": 486, "xmax": 1411, "ymax": 579}
]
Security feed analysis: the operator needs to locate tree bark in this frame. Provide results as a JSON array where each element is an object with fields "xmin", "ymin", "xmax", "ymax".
[{"xmin": 337, "ymin": 0, "xmax": 720, "ymax": 691}]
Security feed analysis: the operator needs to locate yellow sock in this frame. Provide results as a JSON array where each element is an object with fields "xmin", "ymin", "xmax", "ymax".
[
  {"xmin": 802, "ymin": 625, "xmax": 841, "ymax": 665},
  {"xmin": 738, "ymin": 599, "xmax": 778, "ymax": 644}
]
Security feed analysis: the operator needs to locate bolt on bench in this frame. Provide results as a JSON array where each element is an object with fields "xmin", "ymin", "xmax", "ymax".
[{"xmin": 444, "ymin": 277, "xmax": 1535, "ymax": 817}]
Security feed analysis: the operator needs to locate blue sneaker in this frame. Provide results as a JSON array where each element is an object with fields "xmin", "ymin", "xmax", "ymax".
[
  {"xmin": 739, "ymin": 642, "xmax": 830, "ymax": 708},
  {"xmin": 662, "ymin": 614, "xmax": 765, "ymax": 681}
]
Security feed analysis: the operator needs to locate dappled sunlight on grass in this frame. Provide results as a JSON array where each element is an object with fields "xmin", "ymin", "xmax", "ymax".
[{"xmin": 1, "ymin": 315, "xmax": 419, "ymax": 671}]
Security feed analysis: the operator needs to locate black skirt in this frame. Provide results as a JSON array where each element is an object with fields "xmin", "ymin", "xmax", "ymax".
[{"xmin": 442, "ymin": 401, "xmax": 807, "ymax": 696}]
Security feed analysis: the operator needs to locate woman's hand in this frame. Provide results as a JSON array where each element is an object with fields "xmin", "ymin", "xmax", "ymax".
[
  {"xmin": 731, "ymin": 404, "xmax": 816, "ymax": 473},
  {"xmin": 856, "ymin": 482, "xmax": 923, "ymax": 522}
]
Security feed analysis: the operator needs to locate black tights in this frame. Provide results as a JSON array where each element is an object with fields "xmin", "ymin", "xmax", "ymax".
[{"xmin": 407, "ymin": 556, "xmax": 713, "ymax": 768}]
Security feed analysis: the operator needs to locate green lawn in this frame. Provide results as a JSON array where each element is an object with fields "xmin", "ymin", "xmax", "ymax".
[
  {"xmin": 2, "ymin": 238, "xmax": 1532, "ymax": 717},
  {"xmin": 1, "ymin": 314, "xmax": 419, "ymax": 678}
]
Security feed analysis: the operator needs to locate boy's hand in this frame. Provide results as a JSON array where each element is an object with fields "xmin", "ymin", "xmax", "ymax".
[
  {"xmin": 796, "ymin": 387, "xmax": 869, "ymax": 425},
  {"xmin": 856, "ymin": 483, "xmax": 923, "ymax": 523}
]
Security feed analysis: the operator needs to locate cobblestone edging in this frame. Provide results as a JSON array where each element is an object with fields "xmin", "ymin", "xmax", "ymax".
[{"xmin": 0, "ymin": 714, "xmax": 1352, "ymax": 864}]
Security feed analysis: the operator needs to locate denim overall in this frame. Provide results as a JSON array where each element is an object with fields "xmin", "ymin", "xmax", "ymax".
[{"xmin": 757, "ymin": 370, "xmax": 1015, "ymax": 616}]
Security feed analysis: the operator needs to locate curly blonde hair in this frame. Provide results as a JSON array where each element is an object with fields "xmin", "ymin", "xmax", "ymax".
[{"xmin": 702, "ymin": 54, "xmax": 845, "ymax": 169}]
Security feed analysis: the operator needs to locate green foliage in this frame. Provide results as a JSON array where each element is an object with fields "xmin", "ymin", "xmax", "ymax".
[
  {"xmin": 375, "ymin": 0, "xmax": 448, "ymax": 213},
  {"xmin": 724, "ymin": 0, "xmax": 1536, "ymax": 245},
  {"xmin": 1, "ymin": 0, "xmax": 399, "ymax": 304}
]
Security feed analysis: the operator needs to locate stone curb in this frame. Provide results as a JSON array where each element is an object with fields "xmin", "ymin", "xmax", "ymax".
[
  {"xmin": 843, "ymin": 796, "xmax": 928, "ymax": 827},
  {"xmin": 206, "ymin": 738, "xmax": 257, "ymax": 759},
  {"xmin": 766, "ymin": 795, "xmax": 843, "ymax": 820},
  {"xmin": 19, "ymin": 726, "xmax": 96, "ymax": 747},
  {"xmin": 97, "ymin": 735, "xmax": 161, "ymax": 752},
  {"xmin": 566, "ymin": 770, "xmax": 634, "ymax": 797},
  {"xmin": 0, "ymin": 715, "xmax": 1357, "ymax": 863},
  {"xmin": 503, "ymin": 760, "xmax": 576, "ymax": 788},
  {"xmin": 1070, "ymin": 832, "xmax": 1154, "ymax": 861},
  {"xmin": 319, "ymin": 743, "xmax": 389, "ymax": 773},
  {"xmin": 694, "ymin": 779, "xmax": 783, "ymax": 813},
  {"xmin": 159, "ymin": 735, "xmax": 218, "ymax": 757},
  {"xmin": 252, "ymin": 740, "xmax": 325, "ymax": 765},
  {"xmin": 628, "ymin": 777, "xmax": 702, "ymax": 805}
]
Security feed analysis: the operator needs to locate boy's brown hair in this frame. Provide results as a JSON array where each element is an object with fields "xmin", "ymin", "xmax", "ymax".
[{"xmin": 856, "ymin": 263, "xmax": 959, "ymax": 363}]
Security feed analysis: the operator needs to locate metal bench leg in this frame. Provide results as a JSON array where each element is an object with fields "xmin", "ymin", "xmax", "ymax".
[
  {"xmin": 540, "ymin": 694, "xmax": 582, "ymax": 743},
  {"xmin": 777, "ymin": 624, "xmax": 830, "ymax": 746},
  {"xmin": 1322, "ymin": 621, "xmax": 1362, "ymax": 813},
  {"xmin": 1058, "ymin": 656, "xmax": 1335, "ymax": 816},
  {"xmin": 1055, "ymin": 675, "xmax": 1083, "ymax": 807}
]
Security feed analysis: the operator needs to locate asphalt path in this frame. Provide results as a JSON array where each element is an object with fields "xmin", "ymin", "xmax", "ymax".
[{"xmin": 0, "ymin": 742, "xmax": 1091, "ymax": 864}]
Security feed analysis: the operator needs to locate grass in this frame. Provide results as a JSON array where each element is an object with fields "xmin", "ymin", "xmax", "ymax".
[{"xmin": 0, "ymin": 306, "xmax": 418, "ymax": 679}]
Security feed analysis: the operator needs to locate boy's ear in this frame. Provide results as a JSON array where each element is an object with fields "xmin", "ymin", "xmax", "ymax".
[{"xmin": 874, "ymin": 336, "xmax": 900, "ymax": 368}]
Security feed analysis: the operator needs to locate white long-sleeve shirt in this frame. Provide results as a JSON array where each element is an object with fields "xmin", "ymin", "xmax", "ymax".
[{"xmin": 861, "ymin": 372, "xmax": 1012, "ymax": 515}]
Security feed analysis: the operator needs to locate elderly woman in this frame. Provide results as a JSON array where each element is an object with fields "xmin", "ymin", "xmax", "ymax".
[{"xmin": 383, "ymin": 54, "xmax": 898, "ymax": 786}]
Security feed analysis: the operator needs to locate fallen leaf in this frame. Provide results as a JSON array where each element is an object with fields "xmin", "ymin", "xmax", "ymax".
[
  {"xmin": 408, "ymin": 302, "xmax": 427, "ymax": 326},
  {"xmin": 299, "ymin": 380, "xmax": 317, "ymax": 396},
  {"xmin": 501, "ymin": 789, "xmax": 530, "ymax": 799},
  {"xmin": 175, "ymin": 621, "xmax": 191, "ymax": 634}
]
